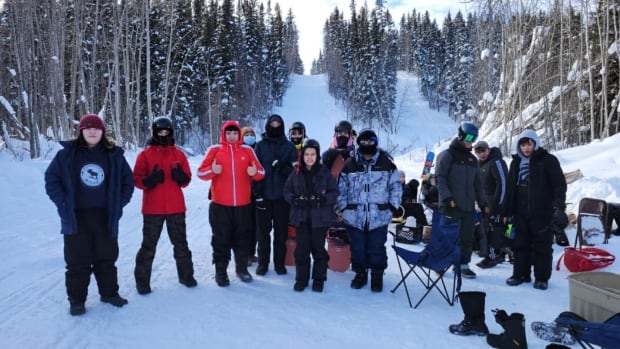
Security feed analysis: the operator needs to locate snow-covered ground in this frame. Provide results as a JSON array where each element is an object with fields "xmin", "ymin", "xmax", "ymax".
[{"xmin": 1, "ymin": 72, "xmax": 619, "ymax": 348}]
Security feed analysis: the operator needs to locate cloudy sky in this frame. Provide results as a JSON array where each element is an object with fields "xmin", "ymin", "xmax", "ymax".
[{"xmin": 263, "ymin": 0, "xmax": 470, "ymax": 74}]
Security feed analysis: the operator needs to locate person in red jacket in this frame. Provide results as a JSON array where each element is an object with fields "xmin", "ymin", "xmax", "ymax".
[
  {"xmin": 133, "ymin": 117, "xmax": 196, "ymax": 295},
  {"xmin": 198, "ymin": 120, "xmax": 265, "ymax": 286}
]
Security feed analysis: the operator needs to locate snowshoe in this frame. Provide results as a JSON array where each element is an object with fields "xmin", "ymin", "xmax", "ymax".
[{"xmin": 531, "ymin": 321, "xmax": 576, "ymax": 345}]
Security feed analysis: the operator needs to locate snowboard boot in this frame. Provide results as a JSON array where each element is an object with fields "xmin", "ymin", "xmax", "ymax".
[
  {"xmin": 177, "ymin": 261, "xmax": 197, "ymax": 288},
  {"xmin": 370, "ymin": 269, "xmax": 384, "ymax": 292},
  {"xmin": 449, "ymin": 291, "xmax": 489, "ymax": 336},
  {"xmin": 487, "ymin": 309, "xmax": 528, "ymax": 348},
  {"xmin": 350, "ymin": 271, "xmax": 368, "ymax": 289},
  {"xmin": 136, "ymin": 283, "xmax": 152, "ymax": 295},
  {"xmin": 215, "ymin": 263, "xmax": 230, "ymax": 287}
]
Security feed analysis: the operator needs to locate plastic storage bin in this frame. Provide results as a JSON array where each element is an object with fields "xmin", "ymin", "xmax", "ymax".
[{"xmin": 568, "ymin": 271, "xmax": 620, "ymax": 322}]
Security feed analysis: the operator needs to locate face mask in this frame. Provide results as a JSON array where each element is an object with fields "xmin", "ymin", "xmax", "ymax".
[
  {"xmin": 243, "ymin": 135, "xmax": 256, "ymax": 145},
  {"xmin": 336, "ymin": 135, "xmax": 350, "ymax": 148},
  {"xmin": 358, "ymin": 143, "xmax": 377, "ymax": 155}
]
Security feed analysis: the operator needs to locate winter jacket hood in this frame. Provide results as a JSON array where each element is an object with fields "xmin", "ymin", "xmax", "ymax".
[
  {"xmin": 197, "ymin": 121, "xmax": 265, "ymax": 206},
  {"xmin": 516, "ymin": 129, "xmax": 540, "ymax": 157}
]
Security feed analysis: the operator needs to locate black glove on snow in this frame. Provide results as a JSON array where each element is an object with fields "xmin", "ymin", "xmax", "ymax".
[
  {"xmin": 143, "ymin": 165, "xmax": 164, "ymax": 189},
  {"xmin": 255, "ymin": 197, "xmax": 266, "ymax": 211},
  {"xmin": 553, "ymin": 207, "xmax": 569, "ymax": 229},
  {"xmin": 171, "ymin": 164, "xmax": 190, "ymax": 186}
]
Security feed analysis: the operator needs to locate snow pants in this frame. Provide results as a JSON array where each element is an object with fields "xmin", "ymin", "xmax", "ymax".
[
  {"xmin": 294, "ymin": 222, "xmax": 329, "ymax": 282},
  {"xmin": 512, "ymin": 215, "xmax": 554, "ymax": 282},
  {"xmin": 209, "ymin": 202, "xmax": 253, "ymax": 271},
  {"xmin": 134, "ymin": 213, "xmax": 194, "ymax": 287},
  {"xmin": 256, "ymin": 198, "xmax": 289, "ymax": 269},
  {"xmin": 348, "ymin": 225, "xmax": 388, "ymax": 273},
  {"xmin": 64, "ymin": 208, "xmax": 119, "ymax": 303}
]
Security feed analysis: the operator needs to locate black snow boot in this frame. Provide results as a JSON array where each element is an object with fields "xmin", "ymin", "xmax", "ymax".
[
  {"xmin": 350, "ymin": 271, "xmax": 368, "ymax": 289},
  {"xmin": 215, "ymin": 263, "xmax": 230, "ymax": 287},
  {"xmin": 370, "ymin": 269, "xmax": 384, "ymax": 292},
  {"xmin": 449, "ymin": 291, "xmax": 489, "ymax": 336},
  {"xmin": 69, "ymin": 301, "xmax": 86, "ymax": 316},
  {"xmin": 100, "ymin": 294, "xmax": 128, "ymax": 307},
  {"xmin": 487, "ymin": 309, "xmax": 528, "ymax": 348},
  {"xmin": 177, "ymin": 261, "xmax": 197, "ymax": 287}
]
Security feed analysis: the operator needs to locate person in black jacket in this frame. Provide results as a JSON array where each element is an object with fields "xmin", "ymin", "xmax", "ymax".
[
  {"xmin": 502, "ymin": 129, "xmax": 567, "ymax": 290},
  {"xmin": 44, "ymin": 114, "xmax": 134, "ymax": 316},
  {"xmin": 436, "ymin": 122, "xmax": 487, "ymax": 279},
  {"xmin": 322, "ymin": 120, "xmax": 355, "ymax": 173},
  {"xmin": 284, "ymin": 139, "xmax": 338, "ymax": 292},
  {"xmin": 253, "ymin": 114, "xmax": 298, "ymax": 276},
  {"xmin": 473, "ymin": 141, "xmax": 509, "ymax": 269}
]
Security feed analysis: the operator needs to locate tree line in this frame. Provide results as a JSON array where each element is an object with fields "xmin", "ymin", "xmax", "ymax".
[
  {"xmin": 0, "ymin": 0, "xmax": 618, "ymax": 158},
  {"xmin": 312, "ymin": 0, "xmax": 619, "ymax": 152},
  {"xmin": 0, "ymin": 0, "xmax": 302, "ymax": 157}
]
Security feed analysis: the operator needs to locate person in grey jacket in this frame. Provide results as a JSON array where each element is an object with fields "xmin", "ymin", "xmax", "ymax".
[
  {"xmin": 337, "ymin": 129, "xmax": 402, "ymax": 292},
  {"xmin": 435, "ymin": 122, "xmax": 487, "ymax": 279}
]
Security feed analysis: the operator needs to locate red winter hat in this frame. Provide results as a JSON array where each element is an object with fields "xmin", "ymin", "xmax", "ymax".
[{"xmin": 78, "ymin": 114, "xmax": 106, "ymax": 132}]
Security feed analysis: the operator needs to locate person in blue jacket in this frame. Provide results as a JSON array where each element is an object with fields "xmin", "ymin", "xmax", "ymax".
[{"xmin": 44, "ymin": 114, "xmax": 134, "ymax": 316}]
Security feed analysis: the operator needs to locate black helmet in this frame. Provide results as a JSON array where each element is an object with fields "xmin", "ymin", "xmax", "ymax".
[
  {"xmin": 334, "ymin": 120, "xmax": 353, "ymax": 134},
  {"xmin": 289, "ymin": 121, "xmax": 306, "ymax": 145},
  {"xmin": 152, "ymin": 117, "xmax": 173, "ymax": 135},
  {"xmin": 458, "ymin": 122, "xmax": 478, "ymax": 143},
  {"xmin": 152, "ymin": 117, "xmax": 174, "ymax": 145}
]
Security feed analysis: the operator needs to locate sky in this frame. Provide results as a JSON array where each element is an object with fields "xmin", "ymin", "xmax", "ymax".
[
  {"xmin": 1, "ymin": 71, "xmax": 620, "ymax": 348},
  {"xmin": 264, "ymin": 0, "xmax": 469, "ymax": 74}
]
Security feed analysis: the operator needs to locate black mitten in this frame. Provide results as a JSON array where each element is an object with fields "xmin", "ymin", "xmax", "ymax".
[
  {"xmin": 171, "ymin": 163, "xmax": 190, "ymax": 186},
  {"xmin": 553, "ymin": 207, "xmax": 569, "ymax": 229},
  {"xmin": 143, "ymin": 164, "xmax": 164, "ymax": 189}
]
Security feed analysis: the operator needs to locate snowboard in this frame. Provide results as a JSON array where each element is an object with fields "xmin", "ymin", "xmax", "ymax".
[
  {"xmin": 531, "ymin": 321, "xmax": 576, "ymax": 345},
  {"xmin": 420, "ymin": 151, "xmax": 435, "ymax": 179}
]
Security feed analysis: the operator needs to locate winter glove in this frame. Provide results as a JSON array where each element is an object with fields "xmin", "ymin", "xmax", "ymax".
[
  {"xmin": 255, "ymin": 197, "xmax": 266, "ymax": 211},
  {"xmin": 143, "ymin": 164, "xmax": 164, "ymax": 189},
  {"xmin": 171, "ymin": 163, "xmax": 190, "ymax": 186},
  {"xmin": 391, "ymin": 205, "xmax": 405, "ymax": 219},
  {"xmin": 553, "ymin": 207, "xmax": 569, "ymax": 229},
  {"xmin": 272, "ymin": 159, "xmax": 292, "ymax": 177}
]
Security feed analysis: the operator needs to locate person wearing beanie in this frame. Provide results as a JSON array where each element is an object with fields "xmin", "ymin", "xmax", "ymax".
[
  {"xmin": 502, "ymin": 129, "xmax": 567, "ymax": 290},
  {"xmin": 44, "ymin": 113, "xmax": 134, "ymax": 316},
  {"xmin": 198, "ymin": 120, "xmax": 265, "ymax": 286},
  {"xmin": 337, "ymin": 128, "xmax": 402, "ymax": 292},
  {"xmin": 283, "ymin": 139, "xmax": 338, "ymax": 292},
  {"xmin": 435, "ymin": 122, "xmax": 487, "ymax": 279},
  {"xmin": 399, "ymin": 171, "xmax": 429, "ymax": 226},
  {"xmin": 132, "ymin": 117, "xmax": 197, "ymax": 294},
  {"xmin": 241, "ymin": 126, "xmax": 257, "ymax": 147},
  {"xmin": 288, "ymin": 121, "xmax": 307, "ymax": 154},
  {"xmin": 252, "ymin": 114, "xmax": 297, "ymax": 276}
]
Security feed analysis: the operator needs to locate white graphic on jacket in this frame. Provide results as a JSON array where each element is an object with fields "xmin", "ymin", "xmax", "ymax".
[{"xmin": 80, "ymin": 164, "xmax": 105, "ymax": 187}]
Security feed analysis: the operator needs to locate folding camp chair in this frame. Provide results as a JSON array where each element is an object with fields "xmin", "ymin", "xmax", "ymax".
[
  {"xmin": 576, "ymin": 198, "xmax": 608, "ymax": 245},
  {"xmin": 554, "ymin": 312, "xmax": 620, "ymax": 349},
  {"xmin": 390, "ymin": 212, "xmax": 461, "ymax": 308}
]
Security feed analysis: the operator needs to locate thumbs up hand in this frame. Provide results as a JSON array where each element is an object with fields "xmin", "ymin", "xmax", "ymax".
[
  {"xmin": 247, "ymin": 162, "xmax": 257, "ymax": 176},
  {"xmin": 212, "ymin": 159, "xmax": 223, "ymax": 174}
]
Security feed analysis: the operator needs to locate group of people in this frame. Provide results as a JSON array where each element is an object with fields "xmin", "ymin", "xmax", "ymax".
[
  {"xmin": 45, "ymin": 114, "xmax": 403, "ymax": 316},
  {"xmin": 430, "ymin": 123, "xmax": 567, "ymax": 290},
  {"xmin": 44, "ymin": 113, "xmax": 569, "ymax": 318}
]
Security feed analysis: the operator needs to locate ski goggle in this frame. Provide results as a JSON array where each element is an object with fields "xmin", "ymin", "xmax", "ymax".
[
  {"xmin": 463, "ymin": 133, "xmax": 477, "ymax": 143},
  {"xmin": 359, "ymin": 137, "xmax": 377, "ymax": 145}
]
